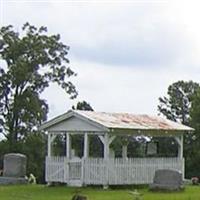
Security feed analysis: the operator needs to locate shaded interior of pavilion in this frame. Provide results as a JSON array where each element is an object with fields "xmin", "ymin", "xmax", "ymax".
[{"xmin": 50, "ymin": 134, "xmax": 180, "ymax": 159}]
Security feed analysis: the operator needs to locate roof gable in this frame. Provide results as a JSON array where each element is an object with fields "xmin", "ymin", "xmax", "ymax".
[{"xmin": 39, "ymin": 110, "xmax": 108, "ymax": 132}]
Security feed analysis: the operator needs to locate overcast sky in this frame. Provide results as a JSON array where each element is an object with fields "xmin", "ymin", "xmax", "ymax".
[{"xmin": 1, "ymin": 0, "xmax": 200, "ymax": 119}]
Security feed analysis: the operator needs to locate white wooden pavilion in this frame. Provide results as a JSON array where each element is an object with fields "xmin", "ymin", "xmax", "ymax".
[{"xmin": 40, "ymin": 110, "xmax": 193, "ymax": 187}]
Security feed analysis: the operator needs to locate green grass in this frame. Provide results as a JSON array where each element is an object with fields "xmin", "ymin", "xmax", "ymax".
[{"xmin": 0, "ymin": 185, "xmax": 199, "ymax": 200}]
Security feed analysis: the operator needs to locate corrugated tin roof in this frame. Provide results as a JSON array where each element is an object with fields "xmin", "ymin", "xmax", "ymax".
[{"xmin": 75, "ymin": 110, "xmax": 193, "ymax": 131}]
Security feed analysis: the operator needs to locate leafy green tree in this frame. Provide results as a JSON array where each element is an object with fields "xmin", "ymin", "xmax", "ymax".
[
  {"xmin": 158, "ymin": 80, "xmax": 199, "ymax": 125},
  {"xmin": 0, "ymin": 23, "xmax": 77, "ymax": 151},
  {"xmin": 158, "ymin": 81, "xmax": 199, "ymax": 147},
  {"xmin": 72, "ymin": 100, "xmax": 94, "ymax": 111},
  {"xmin": 158, "ymin": 80, "xmax": 200, "ymax": 178},
  {"xmin": 190, "ymin": 88, "xmax": 200, "ymax": 133},
  {"xmin": 188, "ymin": 88, "xmax": 200, "ymax": 177}
]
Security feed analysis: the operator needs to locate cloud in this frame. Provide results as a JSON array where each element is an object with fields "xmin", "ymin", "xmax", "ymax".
[
  {"xmin": 41, "ymin": 59, "xmax": 199, "ymax": 119},
  {"xmin": 71, "ymin": 24, "xmax": 193, "ymax": 67},
  {"xmin": 1, "ymin": 0, "xmax": 200, "ymax": 119},
  {"xmin": 2, "ymin": 1, "xmax": 196, "ymax": 67}
]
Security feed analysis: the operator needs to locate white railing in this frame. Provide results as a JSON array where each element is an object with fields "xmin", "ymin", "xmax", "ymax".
[
  {"xmin": 46, "ymin": 156, "xmax": 65, "ymax": 183},
  {"xmin": 46, "ymin": 157, "xmax": 184, "ymax": 185}
]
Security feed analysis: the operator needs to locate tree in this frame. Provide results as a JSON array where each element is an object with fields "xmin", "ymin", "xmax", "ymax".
[
  {"xmin": 188, "ymin": 88, "xmax": 200, "ymax": 177},
  {"xmin": 158, "ymin": 80, "xmax": 199, "ymax": 125},
  {"xmin": 190, "ymin": 88, "xmax": 200, "ymax": 134},
  {"xmin": 72, "ymin": 100, "xmax": 94, "ymax": 111},
  {"xmin": 158, "ymin": 80, "xmax": 200, "ymax": 178},
  {"xmin": 158, "ymin": 81, "xmax": 199, "ymax": 146},
  {"xmin": 0, "ymin": 23, "xmax": 77, "ymax": 150}
]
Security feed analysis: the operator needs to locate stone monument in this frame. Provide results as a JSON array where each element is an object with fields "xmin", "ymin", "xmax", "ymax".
[
  {"xmin": 0, "ymin": 153, "xmax": 27, "ymax": 185},
  {"xmin": 149, "ymin": 169, "xmax": 184, "ymax": 191}
]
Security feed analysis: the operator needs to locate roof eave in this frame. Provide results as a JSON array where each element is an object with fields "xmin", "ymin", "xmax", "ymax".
[{"xmin": 108, "ymin": 127, "xmax": 194, "ymax": 136}]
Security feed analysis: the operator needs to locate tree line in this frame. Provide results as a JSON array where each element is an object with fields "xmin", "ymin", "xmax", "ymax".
[{"xmin": 0, "ymin": 24, "xmax": 200, "ymax": 182}]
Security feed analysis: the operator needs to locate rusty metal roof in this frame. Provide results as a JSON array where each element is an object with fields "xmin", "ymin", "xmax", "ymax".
[
  {"xmin": 76, "ymin": 110, "xmax": 193, "ymax": 131},
  {"xmin": 40, "ymin": 110, "xmax": 194, "ymax": 132}
]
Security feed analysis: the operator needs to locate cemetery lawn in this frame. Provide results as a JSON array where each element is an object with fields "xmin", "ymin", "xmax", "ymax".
[{"xmin": 0, "ymin": 185, "xmax": 199, "ymax": 200}]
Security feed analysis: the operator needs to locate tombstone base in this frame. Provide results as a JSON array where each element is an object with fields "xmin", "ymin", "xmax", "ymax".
[{"xmin": 0, "ymin": 177, "xmax": 28, "ymax": 185}]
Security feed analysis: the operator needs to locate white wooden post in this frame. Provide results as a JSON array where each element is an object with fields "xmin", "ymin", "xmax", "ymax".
[
  {"xmin": 48, "ymin": 132, "xmax": 57, "ymax": 157},
  {"xmin": 122, "ymin": 137, "xmax": 129, "ymax": 159},
  {"xmin": 175, "ymin": 134, "xmax": 184, "ymax": 180},
  {"xmin": 66, "ymin": 132, "xmax": 71, "ymax": 158},
  {"xmin": 47, "ymin": 133, "xmax": 51, "ymax": 185},
  {"xmin": 180, "ymin": 134, "xmax": 184, "ymax": 180},
  {"xmin": 104, "ymin": 133, "xmax": 109, "ymax": 159},
  {"xmin": 175, "ymin": 135, "xmax": 183, "ymax": 158},
  {"xmin": 47, "ymin": 133, "xmax": 51, "ymax": 157},
  {"xmin": 104, "ymin": 132, "xmax": 109, "ymax": 189},
  {"xmin": 98, "ymin": 133, "xmax": 116, "ymax": 188},
  {"xmin": 180, "ymin": 135, "xmax": 183, "ymax": 159},
  {"xmin": 66, "ymin": 132, "xmax": 71, "ymax": 184},
  {"xmin": 47, "ymin": 132, "xmax": 57, "ymax": 185},
  {"xmin": 84, "ymin": 132, "xmax": 89, "ymax": 158}
]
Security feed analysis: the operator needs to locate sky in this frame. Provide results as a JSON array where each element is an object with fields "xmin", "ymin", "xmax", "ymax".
[{"xmin": 1, "ymin": 0, "xmax": 200, "ymax": 120}]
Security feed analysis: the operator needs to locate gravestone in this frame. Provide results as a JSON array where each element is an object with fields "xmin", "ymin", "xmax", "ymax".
[
  {"xmin": 149, "ymin": 169, "xmax": 184, "ymax": 191},
  {"xmin": 0, "ymin": 153, "xmax": 27, "ymax": 185},
  {"xmin": 3, "ymin": 153, "xmax": 27, "ymax": 177}
]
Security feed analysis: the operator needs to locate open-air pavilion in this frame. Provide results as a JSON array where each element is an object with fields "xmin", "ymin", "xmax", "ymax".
[{"xmin": 40, "ymin": 110, "xmax": 193, "ymax": 187}]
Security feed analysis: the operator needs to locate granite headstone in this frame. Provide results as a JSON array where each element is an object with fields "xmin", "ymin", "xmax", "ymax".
[
  {"xmin": 149, "ymin": 169, "xmax": 184, "ymax": 191},
  {"xmin": 3, "ymin": 153, "xmax": 27, "ymax": 178}
]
